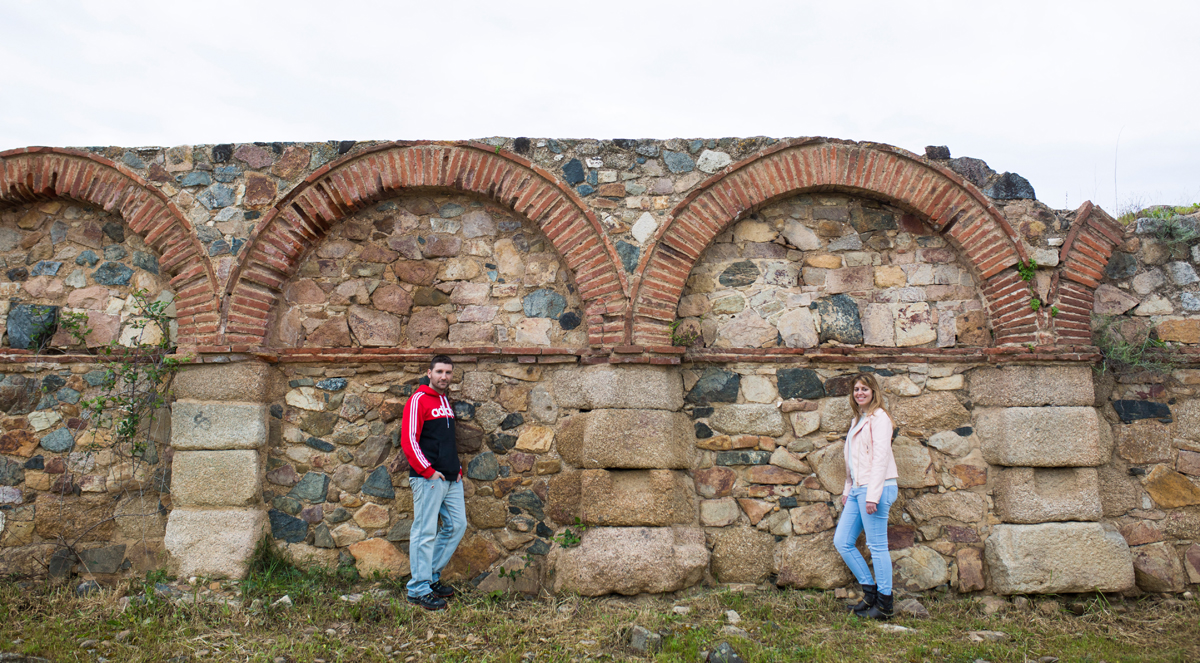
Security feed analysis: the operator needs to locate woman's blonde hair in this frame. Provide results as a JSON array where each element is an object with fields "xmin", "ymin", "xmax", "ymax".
[{"xmin": 847, "ymin": 372, "xmax": 892, "ymax": 422}]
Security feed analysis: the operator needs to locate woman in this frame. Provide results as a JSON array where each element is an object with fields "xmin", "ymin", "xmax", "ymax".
[{"xmin": 832, "ymin": 372, "xmax": 899, "ymax": 620}]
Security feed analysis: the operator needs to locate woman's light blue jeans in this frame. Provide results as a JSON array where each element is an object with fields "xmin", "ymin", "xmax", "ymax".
[
  {"xmin": 833, "ymin": 483, "xmax": 898, "ymax": 595},
  {"xmin": 406, "ymin": 476, "xmax": 467, "ymax": 598}
]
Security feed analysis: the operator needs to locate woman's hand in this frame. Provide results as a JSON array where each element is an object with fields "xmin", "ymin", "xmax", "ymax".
[
  {"xmin": 840, "ymin": 494, "xmax": 848, "ymax": 506},
  {"xmin": 865, "ymin": 501, "xmax": 877, "ymax": 514}
]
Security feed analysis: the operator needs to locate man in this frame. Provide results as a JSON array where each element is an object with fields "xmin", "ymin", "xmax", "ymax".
[{"xmin": 388, "ymin": 355, "xmax": 466, "ymax": 611}]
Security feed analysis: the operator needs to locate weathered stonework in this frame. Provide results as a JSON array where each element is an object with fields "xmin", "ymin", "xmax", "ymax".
[
  {"xmin": 977, "ymin": 407, "xmax": 1112, "ymax": 467},
  {"xmin": 985, "ymin": 523, "xmax": 1135, "ymax": 594}
]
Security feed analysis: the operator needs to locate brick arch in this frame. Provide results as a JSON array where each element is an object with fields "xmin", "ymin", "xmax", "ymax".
[
  {"xmin": 0, "ymin": 147, "xmax": 220, "ymax": 346},
  {"xmin": 224, "ymin": 142, "xmax": 628, "ymax": 349},
  {"xmin": 630, "ymin": 137, "xmax": 1035, "ymax": 346}
]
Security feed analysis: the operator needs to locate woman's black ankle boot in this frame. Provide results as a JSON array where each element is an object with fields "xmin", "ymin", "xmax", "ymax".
[
  {"xmin": 848, "ymin": 584, "xmax": 876, "ymax": 614},
  {"xmin": 865, "ymin": 593, "xmax": 894, "ymax": 620}
]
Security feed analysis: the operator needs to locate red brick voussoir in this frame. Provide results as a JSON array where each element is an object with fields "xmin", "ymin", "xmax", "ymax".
[
  {"xmin": 224, "ymin": 142, "xmax": 628, "ymax": 349},
  {"xmin": 629, "ymin": 137, "xmax": 1029, "ymax": 347},
  {"xmin": 0, "ymin": 147, "xmax": 220, "ymax": 346}
]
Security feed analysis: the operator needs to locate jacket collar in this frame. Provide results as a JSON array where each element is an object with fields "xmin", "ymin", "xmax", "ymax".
[{"xmin": 416, "ymin": 384, "xmax": 446, "ymax": 399}]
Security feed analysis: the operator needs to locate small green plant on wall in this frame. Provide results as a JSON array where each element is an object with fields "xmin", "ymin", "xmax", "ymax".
[
  {"xmin": 669, "ymin": 318, "xmax": 701, "ymax": 347},
  {"xmin": 1093, "ymin": 314, "xmax": 1178, "ymax": 375}
]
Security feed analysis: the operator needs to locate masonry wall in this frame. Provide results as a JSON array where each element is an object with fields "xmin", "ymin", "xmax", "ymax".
[{"xmin": 0, "ymin": 137, "xmax": 1197, "ymax": 596}]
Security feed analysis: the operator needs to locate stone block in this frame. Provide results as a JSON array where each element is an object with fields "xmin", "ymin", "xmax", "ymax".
[
  {"xmin": 993, "ymin": 467, "xmax": 1102, "ymax": 523},
  {"xmin": 906, "ymin": 491, "xmax": 988, "ymax": 524},
  {"xmin": 984, "ymin": 523, "xmax": 1135, "ymax": 594},
  {"xmin": 550, "ymin": 526, "xmax": 708, "ymax": 595},
  {"xmin": 349, "ymin": 538, "xmax": 410, "ymax": 578},
  {"xmin": 774, "ymin": 531, "xmax": 855, "ymax": 589},
  {"xmin": 977, "ymin": 407, "xmax": 1111, "ymax": 467},
  {"xmin": 700, "ymin": 497, "xmax": 740, "ymax": 527},
  {"xmin": 34, "ymin": 495, "xmax": 116, "ymax": 541},
  {"xmin": 557, "ymin": 410, "xmax": 697, "ymax": 469},
  {"xmin": 579, "ymin": 469, "xmax": 695, "ymax": 526},
  {"xmin": 710, "ymin": 527, "xmax": 775, "ymax": 584},
  {"xmin": 891, "ymin": 545, "xmax": 950, "ymax": 591},
  {"xmin": 171, "ymin": 450, "xmax": 261, "ymax": 507},
  {"xmin": 893, "ymin": 441, "xmax": 937, "ymax": 488},
  {"xmin": 1143, "ymin": 465, "xmax": 1200, "ymax": 508},
  {"xmin": 1131, "ymin": 541, "xmax": 1187, "ymax": 593},
  {"xmin": 809, "ymin": 441, "xmax": 846, "ymax": 495},
  {"xmin": 1097, "ymin": 460, "xmax": 1142, "ymax": 517},
  {"xmin": 890, "ymin": 392, "xmax": 970, "ymax": 436},
  {"xmin": 709, "ymin": 404, "xmax": 787, "ymax": 437},
  {"xmin": 171, "ymin": 401, "xmax": 269, "ymax": 450},
  {"xmin": 173, "ymin": 362, "xmax": 283, "ymax": 403},
  {"xmin": 1113, "ymin": 420, "xmax": 1175, "ymax": 464},
  {"xmin": 968, "ymin": 366, "xmax": 1094, "ymax": 407},
  {"xmin": 165, "ymin": 507, "xmax": 269, "ymax": 579},
  {"xmin": 552, "ymin": 365, "xmax": 683, "ymax": 411}
]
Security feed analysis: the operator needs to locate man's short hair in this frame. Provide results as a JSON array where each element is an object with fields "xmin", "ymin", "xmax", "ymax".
[{"xmin": 429, "ymin": 354, "xmax": 454, "ymax": 370}]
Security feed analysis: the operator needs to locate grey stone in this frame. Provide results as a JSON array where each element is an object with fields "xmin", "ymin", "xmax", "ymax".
[
  {"xmin": 827, "ymin": 234, "xmax": 863, "ymax": 251},
  {"xmin": 977, "ymin": 407, "xmax": 1112, "ymax": 467},
  {"xmin": 561, "ymin": 159, "xmax": 585, "ymax": 185},
  {"xmin": 982, "ymin": 172, "xmax": 1036, "ymax": 200},
  {"xmin": 75, "ymin": 250, "xmax": 99, "ymax": 266},
  {"xmin": 891, "ymin": 545, "xmax": 950, "ymax": 592},
  {"xmin": 719, "ymin": 260, "xmax": 759, "ymax": 288},
  {"xmin": 104, "ymin": 244, "xmax": 127, "ymax": 261},
  {"xmin": 92, "ymin": 262, "xmax": 133, "ymax": 286},
  {"xmin": 994, "ymin": 467, "xmax": 1102, "ymax": 523},
  {"xmin": 554, "ymin": 365, "xmax": 684, "ymax": 411},
  {"xmin": 133, "ymin": 251, "xmax": 159, "ymax": 274},
  {"xmin": 1105, "ymin": 252, "xmax": 1137, "ymax": 279},
  {"xmin": 812, "ymin": 294, "xmax": 863, "ymax": 344},
  {"xmin": 615, "ymin": 241, "xmax": 639, "ymax": 272},
  {"xmin": 213, "ymin": 164, "xmax": 241, "ymax": 182},
  {"xmin": 716, "ymin": 450, "xmax": 771, "ymax": 466},
  {"xmin": 174, "ymin": 362, "xmax": 282, "ymax": 403},
  {"xmin": 39, "ymin": 427, "xmax": 74, "ymax": 453},
  {"xmin": 172, "ymin": 450, "xmax": 261, "ymax": 507},
  {"xmin": 1167, "ymin": 261, "xmax": 1198, "ymax": 285},
  {"xmin": 289, "ymin": 472, "xmax": 330, "ymax": 503},
  {"xmin": 361, "ymin": 466, "xmax": 395, "ymax": 499},
  {"xmin": 467, "ymin": 451, "xmax": 500, "ymax": 481},
  {"xmin": 777, "ymin": 368, "xmax": 824, "ymax": 400},
  {"xmin": 523, "ymin": 289, "xmax": 567, "ymax": 319},
  {"xmin": 557, "ymin": 409, "xmax": 697, "ymax": 469},
  {"xmin": 165, "ymin": 507, "xmax": 270, "ymax": 578},
  {"xmin": 316, "ymin": 377, "xmax": 348, "ymax": 391},
  {"xmin": 628, "ymin": 625, "xmax": 662, "ymax": 653},
  {"xmin": 696, "ymin": 150, "xmax": 732, "ymax": 174},
  {"xmin": 0, "ymin": 456, "xmax": 23, "ymax": 486},
  {"xmin": 6, "ymin": 304, "xmax": 58, "ymax": 350},
  {"xmin": 30, "ymin": 261, "xmax": 61, "ymax": 276},
  {"xmin": 985, "ymin": 523, "xmax": 1135, "ymax": 594},
  {"xmin": 269, "ymin": 509, "xmax": 308, "ymax": 543},
  {"xmin": 775, "ymin": 531, "xmax": 855, "ymax": 588},
  {"xmin": 198, "ymin": 183, "xmax": 236, "ymax": 209},
  {"xmin": 663, "ymin": 151, "xmax": 695, "ymax": 173},
  {"xmin": 179, "ymin": 171, "xmax": 212, "ymax": 187},
  {"xmin": 78, "ymin": 544, "xmax": 127, "ymax": 574},
  {"xmin": 508, "ymin": 489, "xmax": 545, "ymax": 520},
  {"xmin": 686, "ymin": 368, "xmax": 740, "ymax": 404}
]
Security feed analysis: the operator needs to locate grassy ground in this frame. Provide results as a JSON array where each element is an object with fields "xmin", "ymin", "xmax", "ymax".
[{"xmin": 1, "ymin": 564, "xmax": 1197, "ymax": 663}]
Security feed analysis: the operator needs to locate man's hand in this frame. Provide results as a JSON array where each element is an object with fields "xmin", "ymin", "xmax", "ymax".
[
  {"xmin": 430, "ymin": 470, "xmax": 445, "ymax": 481},
  {"xmin": 865, "ymin": 502, "xmax": 877, "ymax": 514}
]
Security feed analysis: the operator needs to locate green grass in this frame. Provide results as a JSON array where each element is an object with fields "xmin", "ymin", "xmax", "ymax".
[{"xmin": 2, "ymin": 574, "xmax": 1198, "ymax": 662}]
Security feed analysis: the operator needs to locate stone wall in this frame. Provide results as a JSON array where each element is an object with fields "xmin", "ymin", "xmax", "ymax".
[{"xmin": 1, "ymin": 137, "xmax": 1198, "ymax": 596}]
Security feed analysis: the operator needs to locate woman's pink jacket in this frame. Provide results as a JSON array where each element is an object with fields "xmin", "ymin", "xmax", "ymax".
[{"xmin": 841, "ymin": 408, "xmax": 899, "ymax": 505}]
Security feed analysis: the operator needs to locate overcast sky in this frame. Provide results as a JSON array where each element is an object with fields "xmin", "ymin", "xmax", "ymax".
[{"xmin": 1, "ymin": 1, "xmax": 1196, "ymax": 213}]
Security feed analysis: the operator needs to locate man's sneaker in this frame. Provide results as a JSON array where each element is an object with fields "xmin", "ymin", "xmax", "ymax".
[
  {"xmin": 407, "ymin": 593, "xmax": 448, "ymax": 611},
  {"xmin": 430, "ymin": 581, "xmax": 455, "ymax": 599}
]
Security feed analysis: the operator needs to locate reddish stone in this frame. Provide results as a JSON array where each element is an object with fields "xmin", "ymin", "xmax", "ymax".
[
  {"xmin": 300, "ymin": 505, "xmax": 324, "ymax": 524},
  {"xmin": 370, "ymin": 284, "xmax": 413, "ymax": 315},
  {"xmin": 266, "ymin": 464, "xmax": 301, "ymax": 487},
  {"xmin": 44, "ymin": 457, "xmax": 66, "ymax": 474},
  {"xmin": 147, "ymin": 163, "xmax": 171, "ymax": 183},
  {"xmin": 306, "ymin": 316, "xmax": 351, "ymax": 347},
  {"xmin": 421, "ymin": 234, "xmax": 461, "ymax": 258},
  {"xmin": 1179, "ymin": 450, "xmax": 1200, "ymax": 477},
  {"xmin": 899, "ymin": 214, "xmax": 933, "ymax": 235},
  {"xmin": 271, "ymin": 146, "xmax": 310, "ymax": 179},
  {"xmin": 285, "ymin": 279, "xmax": 326, "ymax": 305},
  {"xmin": 407, "ymin": 309, "xmax": 448, "ymax": 347},
  {"xmin": 0, "ymin": 430, "xmax": 38, "ymax": 457},
  {"xmin": 342, "ymin": 220, "xmax": 372, "ymax": 241},
  {"xmin": 1184, "ymin": 544, "xmax": 1200, "ymax": 584},
  {"xmin": 736, "ymin": 498, "xmax": 773, "ymax": 525},
  {"xmin": 951, "ymin": 464, "xmax": 988, "ymax": 488},
  {"xmin": 916, "ymin": 248, "xmax": 956, "ymax": 263},
  {"xmin": 1119, "ymin": 521, "xmax": 1163, "ymax": 546},
  {"xmin": 508, "ymin": 453, "xmax": 535, "ymax": 473},
  {"xmin": 66, "ymin": 285, "xmax": 110, "ymax": 310},
  {"xmin": 887, "ymin": 525, "xmax": 916, "ymax": 549},
  {"xmin": 730, "ymin": 435, "xmax": 759, "ymax": 450},
  {"xmin": 379, "ymin": 399, "xmax": 405, "ymax": 424},
  {"xmin": 532, "ymin": 479, "xmax": 548, "ymax": 504},
  {"xmin": 746, "ymin": 465, "xmax": 802, "ymax": 485},
  {"xmin": 694, "ymin": 467, "xmax": 736, "ymax": 499},
  {"xmin": 956, "ymin": 547, "xmax": 986, "ymax": 592},
  {"xmin": 956, "ymin": 311, "xmax": 988, "ymax": 346},
  {"xmin": 945, "ymin": 526, "xmax": 980, "ymax": 543},
  {"xmin": 790, "ymin": 503, "xmax": 834, "ymax": 534},
  {"xmin": 243, "ymin": 172, "xmax": 277, "ymax": 208},
  {"xmin": 597, "ymin": 183, "xmax": 625, "ymax": 197},
  {"xmin": 745, "ymin": 485, "xmax": 775, "ymax": 498},
  {"xmin": 492, "ymin": 477, "xmax": 524, "ymax": 498},
  {"xmin": 347, "ymin": 305, "xmax": 402, "ymax": 346},
  {"xmin": 388, "ymin": 236, "xmax": 423, "ymax": 260},
  {"xmin": 67, "ymin": 222, "xmax": 104, "ymax": 249},
  {"xmin": 392, "ymin": 260, "xmax": 438, "ymax": 285},
  {"xmin": 234, "ymin": 144, "xmax": 274, "ymax": 168},
  {"xmin": 359, "ymin": 244, "xmax": 399, "ymax": 263},
  {"xmin": 442, "ymin": 533, "xmax": 501, "ymax": 582}
]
